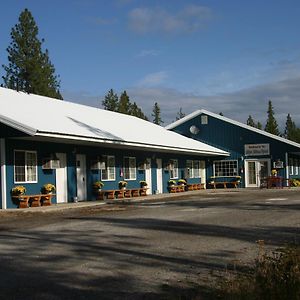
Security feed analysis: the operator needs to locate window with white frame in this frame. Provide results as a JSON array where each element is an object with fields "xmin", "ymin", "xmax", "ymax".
[
  {"xmin": 214, "ymin": 160, "xmax": 238, "ymax": 176},
  {"xmin": 101, "ymin": 155, "xmax": 115, "ymax": 181},
  {"xmin": 124, "ymin": 157, "xmax": 136, "ymax": 180},
  {"xmin": 186, "ymin": 160, "xmax": 201, "ymax": 178},
  {"xmin": 14, "ymin": 150, "xmax": 37, "ymax": 183},
  {"xmin": 170, "ymin": 159, "xmax": 178, "ymax": 179}
]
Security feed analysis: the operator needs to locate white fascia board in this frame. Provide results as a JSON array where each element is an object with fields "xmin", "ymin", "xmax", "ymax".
[
  {"xmin": 35, "ymin": 132, "xmax": 229, "ymax": 156},
  {"xmin": 0, "ymin": 114, "xmax": 37, "ymax": 136}
]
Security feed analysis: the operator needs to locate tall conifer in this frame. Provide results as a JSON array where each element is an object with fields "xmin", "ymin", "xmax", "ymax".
[
  {"xmin": 265, "ymin": 100, "xmax": 280, "ymax": 135},
  {"xmin": 152, "ymin": 102, "xmax": 163, "ymax": 125},
  {"xmin": 2, "ymin": 9, "xmax": 62, "ymax": 99}
]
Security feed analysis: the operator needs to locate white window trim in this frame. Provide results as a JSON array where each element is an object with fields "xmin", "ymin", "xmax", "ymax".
[
  {"xmin": 14, "ymin": 150, "xmax": 38, "ymax": 184},
  {"xmin": 124, "ymin": 156, "xmax": 136, "ymax": 181},
  {"xmin": 186, "ymin": 160, "xmax": 201, "ymax": 178},
  {"xmin": 213, "ymin": 160, "xmax": 238, "ymax": 177},
  {"xmin": 289, "ymin": 158, "xmax": 294, "ymax": 175},
  {"xmin": 101, "ymin": 155, "xmax": 116, "ymax": 181}
]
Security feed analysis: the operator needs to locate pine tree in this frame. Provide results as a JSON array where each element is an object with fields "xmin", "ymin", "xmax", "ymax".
[
  {"xmin": 152, "ymin": 102, "xmax": 163, "ymax": 125},
  {"xmin": 2, "ymin": 8, "xmax": 62, "ymax": 99},
  {"xmin": 102, "ymin": 89, "xmax": 119, "ymax": 111},
  {"xmin": 176, "ymin": 107, "xmax": 186, "ymax": 121},
  {"xmin": 247, "ymin": 115, "xmax": 256, "ymax": 127},
  {"xmin": 284, "ymin": 113, "xmax": 300, "ymax": 142},
  {"xmin": 265, "ymin": 100, "xmax": 280, "ymax": 135},
  {"xmin": 118, "ymin": 91, "xmax": 131, "ymax": 114},
  {"xmin": 129, "ymin": 102, "xmax": 148, "ymax": 120},
  {"xmin": 257, "ymin": 122, "xmax": 262, "ymax": 130}
]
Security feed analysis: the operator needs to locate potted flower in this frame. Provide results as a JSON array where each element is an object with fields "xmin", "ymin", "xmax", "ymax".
[
  {"xmin": 118, "ymin": 180, "xmax": 127, "ymax": 189},
  {"xmin": 139, "ymin": 180, "xmax": 148, "ymax": 188},
  {"xmin": 93, "ymin": 181, "xmax": 104, "ymax": 192},
  {"xmin": 177, "ymin": 179, "xmax": 187, "ymax": 186},
  {"xmin": 271, "ymin": 169, "xmax": 277, "ymax": 177},
  {"xmin": 41, "ymin": 183, "xmax": 56, "ymax": 194},
  {"xmin": 168, "ymin": 180, "xmax": 176, "ymax": 186},
  {"xmin": 11, "ymin": 185, "xmax": 26, "ymax": 196}
]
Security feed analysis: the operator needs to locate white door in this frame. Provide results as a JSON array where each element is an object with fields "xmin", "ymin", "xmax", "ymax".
[
  {"xmin": 145, "ymin": 158, "xmax": 152, "ymax": 194},
  {"xmin": 76, "ymin": 154, "xmax": 87, "ymax": 201},
  {"xmin": 156, "ymin": 158, "xmax": 163, "ymax": 194},
  {"xmin": 55, "ymin": 153, "xmax": 67, "ymax": 203},
  {"xmin": 199, "ymin": 160, "xmax": 206, "ymax": 188},
  {"xmin": 245, "ymin": 159, "xmax": 270, "ymax": 187}
]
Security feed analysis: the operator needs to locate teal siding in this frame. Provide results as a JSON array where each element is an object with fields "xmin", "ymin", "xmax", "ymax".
[
  {"xmin": 4, "ymin": 138, "xmax": 209, "ymax": 208},
  {"xmin": 171, "ymin": 113, "xmax": 300, "ymax": 186}
]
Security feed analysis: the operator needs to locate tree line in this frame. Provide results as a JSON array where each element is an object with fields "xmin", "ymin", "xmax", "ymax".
[
  {"xmin": 246, "ymin": 100, "xmax": 300, "ymax": 143},
  {"xmin": 1, "ymin": 9, "xmax": 299, "ymax": 143}
]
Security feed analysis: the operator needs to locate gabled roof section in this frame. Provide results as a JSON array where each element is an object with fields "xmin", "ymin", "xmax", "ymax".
[
  {"xmin": 0, "ymin": 88, "xmax": 228, "ymax": 156},
  {"xmin": 166, "ymin": 109, "xmax": 300, "ymax": 149}
]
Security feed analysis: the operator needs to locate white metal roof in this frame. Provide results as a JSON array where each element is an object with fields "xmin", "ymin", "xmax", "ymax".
[
  {"xmin": 166, "ymin": 109, "xmax": 300, "ymax": 149},
  {"xmin": 0, "ymin": 87, "xmax": 228, "ymax": 156}
]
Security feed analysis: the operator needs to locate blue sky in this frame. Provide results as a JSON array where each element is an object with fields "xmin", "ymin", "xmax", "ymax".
[{"xmin": 1, "ymin": 0, "xmax": 300, "ymax": 128}]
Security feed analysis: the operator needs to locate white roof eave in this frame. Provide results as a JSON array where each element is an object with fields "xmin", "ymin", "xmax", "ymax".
[{"xmin": 0, "ymin": 114, "xmax": 37, "ymax": 136}]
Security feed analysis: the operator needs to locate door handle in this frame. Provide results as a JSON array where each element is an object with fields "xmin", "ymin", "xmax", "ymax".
[{"xmin": 82, "ymin": 177, "xmax": 85, "ymax": 182}]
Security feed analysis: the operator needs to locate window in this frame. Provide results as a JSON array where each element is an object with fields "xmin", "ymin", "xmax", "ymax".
[
  {"xmin": 101, "ymin": 156, "xmax": 115, "ymax": 181},
  {"xmin": 201, "ymin": 115, "xmax": 208, "ymax": 125},
  {"xmin": 295, "ymin": 159, "xmax": 299, "ymax": 176},
  {"xmin": 124, "ymin": 157, "xmax": 136, "ymax": 180},
  {"xmin": 170, "ymin": 159, "xmax": 178, "ymax": 179},
  {"xmin": 14, "ymin": 150, "xmax": 37, "ymax": 183},
  {"xmin": 214, "ymin": 160, "xmax": 238, "ymax": 176},
  {"xmin": 186, "ymin": 160, "xmax": 201, "ymax": 178}
]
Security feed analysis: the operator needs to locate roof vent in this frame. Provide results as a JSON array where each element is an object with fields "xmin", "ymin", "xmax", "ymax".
[{"xmin": 189, "ymin": 125, "xmax": 200, "ymax": 135}]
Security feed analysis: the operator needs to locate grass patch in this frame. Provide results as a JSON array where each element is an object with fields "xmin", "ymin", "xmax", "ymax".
[{"xmin": 216, "ymin": 241, "xmax": 300, "ymax": 300}]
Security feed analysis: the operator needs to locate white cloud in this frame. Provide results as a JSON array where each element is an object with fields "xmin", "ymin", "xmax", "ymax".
[
  {"xmin": 128, "ymin": 5, "xmax": 212, "ymax": 34},
  {"xmin": 138, "ymin": 71, "xmax": 168, "ymax": 86}
]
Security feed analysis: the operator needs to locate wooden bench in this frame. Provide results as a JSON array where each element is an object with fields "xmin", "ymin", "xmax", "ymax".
[
  {"xmin": 186, "ymin": 183, "xmax": 205, "ymax": 191},
  {"xmin": 12, "ymin": 194, "xmax": 55, "ymax": 208},
  {"xmin": 208, "ymin": 176, "xmax": 240, "ymax": 189},
  {"xmin": 97, "ymin": 188, "xmax": 148, "ymax": 200},
  {"xmin": 168, "ymin": 185, "xmax": 185, "ymax": 193}
]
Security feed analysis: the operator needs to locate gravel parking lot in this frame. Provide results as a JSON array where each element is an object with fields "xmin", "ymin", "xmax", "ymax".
[{"xmin": 0, "ymin": 189, "xmax": 299, "ymax": 299}]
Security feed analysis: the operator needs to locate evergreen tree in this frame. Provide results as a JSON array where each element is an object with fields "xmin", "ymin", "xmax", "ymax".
[
  {"xmin": 246, "ymin": 115, "xmax": 256, "ymax": 127},
  {"xmin": 2, "ymin": 8, "xmax": 62, "ymax": 99},
  {"xmin": 129, "ymin": 102, "xmax": 148, "ymax": 120},
  {"xmin": 265, "ymin": 100, "xmax": 280, "ymax": 135},
  {"xmin": 152, "ymin": 102, "xmax": 163, "ymax": 125},
  {"xmin": 284, "ymin": 113, "xmax": 300, "ymax": 142},
  {"xmin": 102, "ymin": 89, "xmax": 119, "ymax": 111},
  {"xmin": 176, "ymin": 107, "xmax": 186, "ymax": 121},
  {"xmin": 257, "ymin": 122, "xmax": 262, "ymax": 130},
  {"xmin": 118, "ymin": 90, "xmax": 131, "ymax": 114}
]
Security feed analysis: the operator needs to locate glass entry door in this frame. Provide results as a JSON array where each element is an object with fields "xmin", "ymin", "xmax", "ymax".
[{"xmin": 245, "ymin": 159, "xmax": 270, "ymax": 187}]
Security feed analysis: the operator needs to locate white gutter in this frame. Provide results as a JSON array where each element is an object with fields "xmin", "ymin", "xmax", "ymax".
[
  {"xmin": 0, "ymin": 114, "xmax": 36, "ymax": 136},
  {"xmin": 0, "ymin": 139, "xmax": 7, "ymax": 209}
]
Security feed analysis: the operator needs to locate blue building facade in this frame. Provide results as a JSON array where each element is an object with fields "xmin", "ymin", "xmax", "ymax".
[{"xmin": 166, "ymin": 110, "xmax": 300, "ymax": 188}]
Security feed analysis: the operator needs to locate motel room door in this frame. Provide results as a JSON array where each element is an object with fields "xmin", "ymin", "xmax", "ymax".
[
  {"xmin": 55, "ymin": 153, "xmax": 68, "ymax": 203},
  {"xmin": 156, "ymin": 159, "xmax": 163, "ymax": 194},
  {"xmin": 145, "ymin": 158, "xmax": 152, "ymax": 194},
  {"xmin": 245, "ymin": 159, "xmax": 270, "ymax": 187},
  {"xmin": 76, "ymin": 154, "xmax": 87, "ymax": 201}
]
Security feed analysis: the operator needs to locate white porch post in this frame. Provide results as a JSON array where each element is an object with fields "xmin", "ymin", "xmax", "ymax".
[
  {"xmin": 285, "ymin": 152, "xmax": 289, "ymax": 187},
  {"xmin": 0, "ymin": 139, "xmax": 7, "ymax": 209}
]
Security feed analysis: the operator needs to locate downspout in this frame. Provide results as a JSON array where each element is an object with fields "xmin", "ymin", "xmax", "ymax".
[
  {"xmin": 0, "ymin": 139, "xmax": 7, "ymax": 209},
  {"xmin": 285, "ymin": 152, "xmax": 289, "ymax": 187}
]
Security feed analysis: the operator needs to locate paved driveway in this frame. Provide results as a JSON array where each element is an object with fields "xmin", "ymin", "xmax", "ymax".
[{"xmin": 0, "ymin": 189, "xmax": 299, "ymax": 299}]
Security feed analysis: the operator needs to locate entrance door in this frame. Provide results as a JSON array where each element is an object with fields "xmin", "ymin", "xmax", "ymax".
[
  {"xmin": 245, "ymin": 159, "xmax": 270, "ymax": 187},
  {"xmin": 156, "ymin": 159, "xmax": 163, "ymax": 194},
  {"xmin": 76, "ymin": 154, "xmax": 87, "ymax": 201},
  {"xmin": 56, "ymin": 153, "xmax": 67, "ymax": 203},
  {"xmin": 145, "ymin": 158, "xmax": 152, "ymax": 195},
  {"xmin": 199, "ymin": 160, "xmax": 206, "ymax": 188}
]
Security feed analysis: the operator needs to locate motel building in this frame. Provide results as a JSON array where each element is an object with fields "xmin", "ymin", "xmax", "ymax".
[
  {"xmin": 0, "ymin": 87, "xmax": 228, "ymax": 209},
  {"xmin": 166, "ymin": 110, "xmax": 300, "ymax": 188}
]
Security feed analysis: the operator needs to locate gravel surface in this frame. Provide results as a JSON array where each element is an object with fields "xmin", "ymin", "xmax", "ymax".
[{"xmin": 0, "ymin": 189, "xmax": 299, "ymax": 299}]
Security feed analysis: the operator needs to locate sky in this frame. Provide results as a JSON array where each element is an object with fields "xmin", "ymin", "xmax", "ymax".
[{"xmin": 1, "ymin": 0, "xmax": 300, "ymax": 128}]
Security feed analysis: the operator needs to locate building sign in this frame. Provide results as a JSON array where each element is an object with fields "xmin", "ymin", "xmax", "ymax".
[{"xmin": 244, "ymin": 144, "xmax": 270, "ymax": 156}]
